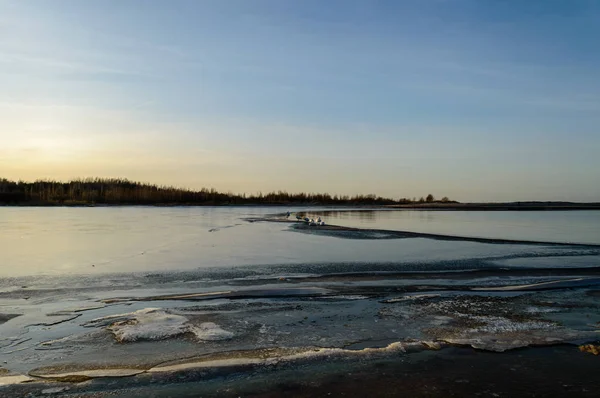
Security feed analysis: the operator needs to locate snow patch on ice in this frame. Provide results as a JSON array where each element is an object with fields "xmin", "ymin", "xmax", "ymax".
[
  {"xmin": 190, "ymin": 322, "xmax": 234, "ymax": 341},
  {"xmin": 259, "ymin": 324, "xmax": 269, "ymax": 334},
  {"xmin": 88, "ymin": 308, "xmax": 233, "ymax": 343},
  {"xmin": 467, "ymin": 315, "xmax": 556, "ymax": 334},
  {"xmin": 42, "ymin": 386, "xmax": 70, "ymax": 394},
  {"xmin": 524, "ymin": 306, "xmax": 561, "ymax": 314},
  {"xmin": 106, "ymin": 308, "xmax": 189, "ymax": 342},
  {"xmin": 320, "ymin": 295, "xmax": 369, "ymax": 300},
  {"xmin": 382, "ymin": 294, "xmax": 440, "ymax": 303}
]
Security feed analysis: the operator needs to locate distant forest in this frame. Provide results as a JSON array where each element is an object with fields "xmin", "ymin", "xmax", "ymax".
[{"xmin": 0, "ymin": 178, "xmax": 453, "ymax": 206}]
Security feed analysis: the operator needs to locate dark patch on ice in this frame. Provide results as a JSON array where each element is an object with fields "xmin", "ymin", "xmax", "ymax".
[
  {"xmin": 208, "ymin": 224, "xmax": 241, "ymax": 232},
  {"xmin": 26, "ymin": 314, "xmax": 82, "ymax": 327},
  {"xmin": 473, "ymin": 277, "xmax": 600, "ymax": 292},
  {"xmin": 270, "ymin": 266, "xmax": 600, "ymax": 284},
  {"xmin": 177, "ymin": 302, "xmax": 307, "ymax": 313},
  {"xmin": 288, "ymin": 222, "xmax": 600, "ymax": 247},
  {"xmin": 103, "ymin": 287, "xmax": 331, "ymax": 303},
  {"xmin": 1, "ymin": 337, "xmax": 33, "ymax": 351},
  {"xmin": 0, "ymin": 313, "xmax": 22, "ymax": 324}
]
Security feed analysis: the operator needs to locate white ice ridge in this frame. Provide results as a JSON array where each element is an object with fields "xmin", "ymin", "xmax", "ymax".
[
  {"xmin": 148, "ymin": 341, "xmax": 416, "ymax": 373},
  {"xmin": 0, "ymin": 374, "xmax": 33, "ymax": 385},
  {"xmin": 87, "ymin": 308, "xmax": 233, "ymax": 343},
  {"xmin": 25, "ymin": 341, "xmax": 439, "ymax": 383}
]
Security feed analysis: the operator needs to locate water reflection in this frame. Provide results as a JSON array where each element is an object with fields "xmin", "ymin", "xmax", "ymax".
[
  {"xmin": 309, "ymin": 209, "xmax": 437, "ymax": 224},
  {"xmin": 309, "ymin": 210, "xmax": 378, "ymax": 223}
]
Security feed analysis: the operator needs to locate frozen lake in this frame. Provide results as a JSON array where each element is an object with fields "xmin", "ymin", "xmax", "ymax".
[
  {"xmin": 1, "ymin": 207, "xmax": 599, "ymax": 277},
  {"xmin": 1, "ymin": 207, "xmax": 599, "ymax": 395}
]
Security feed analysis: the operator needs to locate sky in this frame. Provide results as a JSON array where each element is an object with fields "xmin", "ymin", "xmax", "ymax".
[{"xmin": 1, "ymin": 0, "xmax": 599, "ymax": 202}]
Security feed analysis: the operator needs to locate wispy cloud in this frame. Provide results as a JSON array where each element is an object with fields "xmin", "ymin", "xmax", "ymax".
[{"xmin": 1, "ymin": 51, "xmax": 151, "ymax": 76}]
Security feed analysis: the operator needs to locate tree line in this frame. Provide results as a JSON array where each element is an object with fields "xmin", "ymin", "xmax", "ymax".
[{"xmin": 0, "ymin": 178, "xmax": 453, "ymax": 206}]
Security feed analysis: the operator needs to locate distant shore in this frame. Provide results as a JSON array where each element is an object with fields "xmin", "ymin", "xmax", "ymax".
[
  {"xmin": 2, "ymin": 178, "xmax": 598, "ymax": 209},
  {"xmin": 386, "ymin": 202, "xmax": 600, "ymax": 211},
  {"xmin": 2, "ymin": 201, "xmax": 600, "ymax": 210},
  {"xmin": 0, "ymin": 177, "xmax": 439, "ymax": 207}
]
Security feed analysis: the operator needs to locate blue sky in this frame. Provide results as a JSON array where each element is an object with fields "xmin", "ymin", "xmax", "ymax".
[{"xmin": 1, "ymin": 0, "xmax": 599, "ymax": 201}]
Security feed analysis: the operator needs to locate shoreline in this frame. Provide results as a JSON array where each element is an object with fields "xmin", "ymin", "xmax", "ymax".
[{"xmin": 3, "ymin": 345, "xmax": 599, "ymax": 397}]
